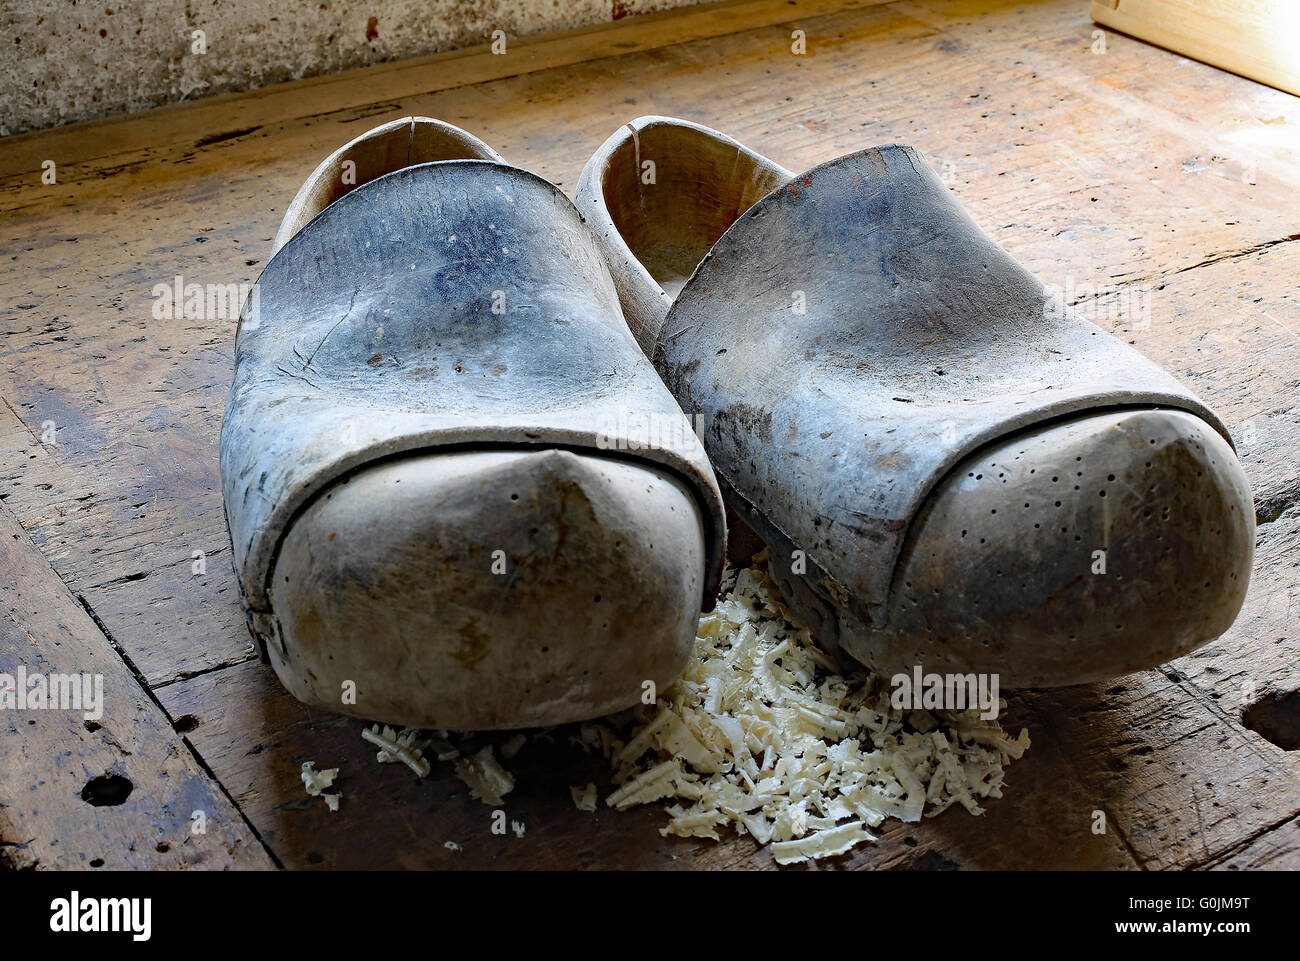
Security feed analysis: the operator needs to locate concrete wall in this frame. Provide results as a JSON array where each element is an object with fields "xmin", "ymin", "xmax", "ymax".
[{"xmin": 0, "ymin": 0, "xmax": 707, "ymax": 136}]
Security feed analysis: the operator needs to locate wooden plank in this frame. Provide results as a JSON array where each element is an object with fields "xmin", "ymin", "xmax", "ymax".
[
  {"xmin": 0, "ymin": 499, "xmax": 274, "ymax": 870},
  {"xmin": 0, "ymin": 349, "xmax": 254, "ymax": 687},
  {"xmin": 1047, "ymin": 237, "xmax": 1300, "ymax": 870},
  {"xmin": 1027, "ymin": 666, "xmax": 1300, "ymax": 871},
  {"xmin": 1204, "ymin": 814, "xmax": 1300, "ymax": 870},
  {"xmin": 1092, "ymin": 0, "xmax": 1300, "ymax": 98},
  {"xmin": 155, "ymin": 658, "xmax": 719, "ymax": 870}
]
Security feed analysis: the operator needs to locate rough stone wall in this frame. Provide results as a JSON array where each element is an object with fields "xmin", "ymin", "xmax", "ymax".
[{"xmin": 0, "ymin": 0, "xmax": 707, "ymax": 135}]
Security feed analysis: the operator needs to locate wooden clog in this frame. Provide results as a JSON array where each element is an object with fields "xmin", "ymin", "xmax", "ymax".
[
  {"xmin": 221, "ymin": 118, "xmax": 726, "ymax": 728},
  {"xmin": 577, "ymin": 116, "xmax": 1254, "ymax": 688}
]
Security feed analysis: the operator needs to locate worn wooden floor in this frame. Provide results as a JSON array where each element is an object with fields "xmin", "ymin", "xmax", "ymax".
[{"xmin": 1, "ymin": 0, "xmax": 1297, "ymax": 870}]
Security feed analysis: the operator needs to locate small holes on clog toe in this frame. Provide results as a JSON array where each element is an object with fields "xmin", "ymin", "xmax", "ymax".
[{"xmin": 882, "ymin": 408, "xmax": 1254, "ymax": 687}]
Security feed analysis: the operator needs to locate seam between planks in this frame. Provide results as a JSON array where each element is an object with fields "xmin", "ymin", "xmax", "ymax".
[
  {"xmin": 1186, "ymin": 808, "xmax": 1300, "ymax": 870},
  {"xmin": 1068, "ymin": 233, "xmax": 1300, "ymax": 307},
  {"xmin": 149, "ymin": 652, "xmax": 261, "ymax": 692},
  {"xmin": 71, "ymin": 591, "xmax": 285, "ymax": 869}
]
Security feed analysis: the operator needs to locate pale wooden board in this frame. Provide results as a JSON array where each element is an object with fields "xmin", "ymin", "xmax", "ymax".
[
  {"xmin": 1092, "ymin": 0, "xmax": 1300, "ymax": 98},
  {"xmin": 0, "ymin": 500, "xmax": 274, "ymax": 869},
  {"xmin": 0, "ymin": 0, "xmax": 1297, "ymax": 869}
]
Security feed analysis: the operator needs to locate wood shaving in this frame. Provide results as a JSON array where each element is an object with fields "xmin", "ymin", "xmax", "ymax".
[
  {"xmin": 453, "ymin": 745, "xmax": 515, "ymax": 806},
  {"xmin": 301, "ymin": 761, "xmax": 341, "ymax": 812},
  {"xmin": 770, "ymin": 821, "xmax": 875, "ymax": 865},
  {"xmin": 300, "ymin": 760, "xmax": 337, "ymax": 796},
  {"xmin": 570, "ymin": 783, "xmax": 598, "ymax": 812},
  {"xmin": 362, "ymin": 724, "xmax": 431, "ymax": 777}
]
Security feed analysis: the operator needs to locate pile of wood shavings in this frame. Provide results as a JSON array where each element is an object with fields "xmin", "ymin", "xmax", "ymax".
[{"xmin": 582, "ymin": 561, "xmax": 1031, "ymax": 865}]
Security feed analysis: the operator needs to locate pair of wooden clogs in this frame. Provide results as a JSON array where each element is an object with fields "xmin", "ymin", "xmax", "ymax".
[{"xmin": 220, "ymin": 117, "xmax": 1254, "ymax": 729}]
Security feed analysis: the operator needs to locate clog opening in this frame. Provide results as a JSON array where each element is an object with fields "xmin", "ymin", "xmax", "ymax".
[
  {"xmin": 272, "ymin": 117, "xmax": 503, "ymax": 253},
  {"xmin": 598, "ymin": 120, "xmax": 789, "ymax": 299}
]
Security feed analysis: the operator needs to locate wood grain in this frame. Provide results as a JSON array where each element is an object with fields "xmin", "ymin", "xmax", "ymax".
[{"xmin": 1092, "ymin": 0, "xmax": 1300, "ymax": 98}]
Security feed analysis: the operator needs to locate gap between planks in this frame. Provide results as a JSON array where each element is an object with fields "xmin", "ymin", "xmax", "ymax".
[{"xmin": 0, "ymin": 498, "xmax": 275, "ymax": 869}]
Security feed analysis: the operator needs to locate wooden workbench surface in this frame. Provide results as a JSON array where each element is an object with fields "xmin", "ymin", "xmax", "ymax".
[{"xmin": 1, "ymin": 0, "xmax": 1297, "ymax": 870}]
